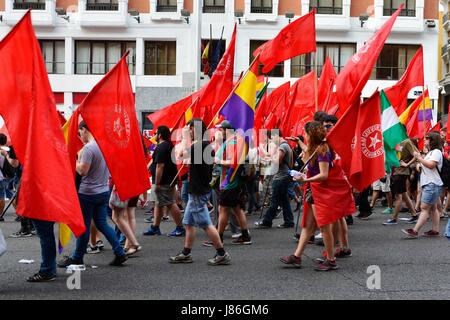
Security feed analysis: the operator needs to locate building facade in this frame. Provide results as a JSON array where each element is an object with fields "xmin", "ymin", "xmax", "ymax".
[{"xmin": 0, "ymin": 0, "xmax": 440, "ymax": 130}]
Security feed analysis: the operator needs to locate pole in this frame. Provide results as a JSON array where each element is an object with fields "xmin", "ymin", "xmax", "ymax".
[
  {"xmin": 194, "ymin": 0, "xmax": 202, "ymax": 91},
  {"xmin": 422, "ymin": 86, "xmax": 427, "ymax": 143},
  {"xmin": 314, "ymin": 51, "xmax": 319, "ymax": 112}
]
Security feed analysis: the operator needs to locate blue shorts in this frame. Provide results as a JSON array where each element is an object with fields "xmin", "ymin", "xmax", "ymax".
[
  {"xmin": 287, "ymin": 181, "xmax": 299, "ymax": 199},
  {"xmin": 0, "ymin": 179, "xmax": 11, "ymax": 199},
  {"xmin": 421, "ymin": 183, "xmax": 442, "ymax": 205},
  {"xmin": 182, "ymin": 193, "xmax": 213, "ymax": 229}
]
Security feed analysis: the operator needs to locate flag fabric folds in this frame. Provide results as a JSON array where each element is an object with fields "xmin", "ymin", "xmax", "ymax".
[
  {"xmin": 0, "ymin": 12, "xmax": 85, "ymax": 236},
  {"xmin": 384, "ymin": 46, "xmax": 424, "ymax": 115},
  {"xmin": 380, "ymin": 90, "xmax": 408, "ymax": 173},
  {"xmin": 335, "ymin": 5, "xmax": 404, "ymax": 115},
  {"xmin": 253, "ymin": 11, "xmax": 316, "ymax": 74},
  {"xmin": 219, "ymin": 61, "xmax": 259, "ymax": 187},
  {"xmin": 327, "ymin": 91, "xmax": 385, "ymax": 191},
  {"xmin": 318, "ymin": 57, "xmax": 337, "ymax": 111},
  {"xmin": 78, "ymin": 54, "xmax": 150, "ymax": 201}
]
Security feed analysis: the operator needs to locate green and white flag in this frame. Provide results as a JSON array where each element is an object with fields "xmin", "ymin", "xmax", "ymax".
[{"xmin": 381, "ymin": 90, "xmax": 408, "ymax": 173}]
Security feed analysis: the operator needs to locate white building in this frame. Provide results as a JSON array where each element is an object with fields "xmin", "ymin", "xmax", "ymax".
[{"xmin": 0, "ymin": 0, "xmax": 440, "ymax": 130}]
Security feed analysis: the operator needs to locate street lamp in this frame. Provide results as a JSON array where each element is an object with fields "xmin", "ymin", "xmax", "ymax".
[
  {"xmin": 181, "ymin": 10, "xmax": 190, "ymax": 24},
  {"xmin": 285, "ymin": 12, "xmax": 294, "ymax": 23}
]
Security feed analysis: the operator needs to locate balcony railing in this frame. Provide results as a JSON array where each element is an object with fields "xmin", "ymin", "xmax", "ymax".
[
  {"xmin": 250, "ymin": 7, "xmax": 272, "ymax": 14},
  {"xmin": 444, "ymin": 13, "xmax": 449, "ymax": 23},
  {"xmin": 75, "ymin": 62, "xmax": 135, "ymax": 75},
  {"xmin": 156, "ymin": 5, "xmax": 177, "ymax": 12},
  {"xmin": 310, "ymin": 6, "xmax": 342, "ymax": 15},
  {"xmin": 383, "ymin": 8, "xmax": 416, "ymax": 17},
  {"xmin": 13, "ymin": 2, "xmax": 46, "ymax": 10},
  {"xmin": 202, "ymin": 6, "xmax": 225, "ymax": 13},
  {"xmin": 86, "ymin": 3, "xmax": 119, "ymax": 11}
]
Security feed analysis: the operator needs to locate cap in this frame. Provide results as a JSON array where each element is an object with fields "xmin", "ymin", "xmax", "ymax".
[{"xmin": 215, "ymin": 120, "xmax": 234, "ymax": 130}]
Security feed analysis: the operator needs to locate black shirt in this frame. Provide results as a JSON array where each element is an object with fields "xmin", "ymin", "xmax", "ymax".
[
  {"xmin": 188, "ymin": 141, "xmax": 213, "ymax": 195},
  {"xmin": 150, "ymin": 141, "xmax": 178, "ymax": 185}
]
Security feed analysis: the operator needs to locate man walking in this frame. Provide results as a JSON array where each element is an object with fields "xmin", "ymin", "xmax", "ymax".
[
  {"xmin": 169, "ymin": 119, "xmax": 231, "ymax": 265},
  {"xmin": 58, "ymin": 121, "xmax": 127, "ymax": 268}
]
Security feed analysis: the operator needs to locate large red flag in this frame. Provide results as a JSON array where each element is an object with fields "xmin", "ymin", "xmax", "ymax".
[
  {"xmin": 198, "ymin": 25, "xmax": 236, "ymax": 125},
  {"xmin": 281, "ymin": 72, "xmax": 316, "ymax": 136},
  {"xmin": 147, "ymin": 94, "xmax": 194, "ymax": 132},
  {"xmin": 78, "ymin": 54, "xmax": 150, "ymax": 200},
  {"xmin": 253, "ymin": 11, "xmax": 316, "ymax": 74},
  {"xmin": 327, "ymin": 91, "xmax": 385, "ymax": 191},
  {"xmin": 0, "ymin": 12, "xmax": 85, "ymax": 236},
  {"xmin": 257, "ymin": 82, "xmax": 290, "ymax": 131},
  {"xmin": 335, "ymin": 5, "xmax": 404, "ymax": 115},
  {"xmin": 384, "ymin": 46, "xmax": 424, "ymax": 115},
  {"xmin": 318, "ymin": 57, "xmax": 337, "ymax": 111}
]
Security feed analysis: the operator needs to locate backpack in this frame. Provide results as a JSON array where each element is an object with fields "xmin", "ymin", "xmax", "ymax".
[
  {"xmin": 1, "ymin": 156, "xmax": 16, "ymax": 179},
  {"xmin": 439, "ymin": 156, "xmax": 450, "ymax": 187}
]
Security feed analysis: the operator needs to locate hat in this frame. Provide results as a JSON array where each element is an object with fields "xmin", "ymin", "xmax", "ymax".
[{"xmin": 215, "ymin": 120, "xmax": 234, "ymax": 130}]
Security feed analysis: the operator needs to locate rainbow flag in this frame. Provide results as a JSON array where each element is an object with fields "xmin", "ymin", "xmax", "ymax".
[{"xmin": 219, "ymin": 61, "xmax": 259, "ymax": 187}]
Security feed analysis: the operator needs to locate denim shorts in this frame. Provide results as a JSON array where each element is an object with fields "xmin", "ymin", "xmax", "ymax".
[
  {"xmin": 0, "ymin": 179, "xmax": 10, "ymax": 199},
  {"xmin": 421, "ymin": 183, "xmax": 442, "ymax": 205},
  {"xmin": 182, "ymin": 193, "xmax": 213, "ymax": 229}
]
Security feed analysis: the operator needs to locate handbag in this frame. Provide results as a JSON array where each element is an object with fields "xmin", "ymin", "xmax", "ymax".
[
  {"xmin": 109, "ymin": 189, "xmax": 129, "ymax": 209},
  {"xmin": 0, "ymin": 227, "xmax": 6, "ymax": 258}
]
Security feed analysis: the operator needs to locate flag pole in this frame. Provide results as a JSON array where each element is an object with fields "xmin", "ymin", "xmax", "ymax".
[
  {"xmin": 169, "ymin": 54, "xmax": 261, "ymax": 187},
  {"xmin": 314, "ymin": 51, "xmax": 319, "ymax": 112},
  {"xmin": 422, "ymin": 85, "xmax": 427, "ymax": 143}
]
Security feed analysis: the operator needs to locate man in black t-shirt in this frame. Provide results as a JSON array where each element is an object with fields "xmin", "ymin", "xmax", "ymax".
[
  {"xmin": 144, "ymin": 126, "xmax": 185, "ymax": 237},
  {"xmin": 169, "ymin": 119, "xmax": 231, "ymax": 265}
]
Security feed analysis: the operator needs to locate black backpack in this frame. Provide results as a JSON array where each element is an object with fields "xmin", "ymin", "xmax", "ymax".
[
  {"xmin": 439, "ymin": 157, "xmax": 450, "ymax": 187},
  {"xmin": 1, "ymin": 156, "xmax": 16, "ymax": 179}
]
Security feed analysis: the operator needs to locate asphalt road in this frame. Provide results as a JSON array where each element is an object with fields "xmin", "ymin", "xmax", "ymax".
[{"xmin": 0, "ymin": 204, "xmax": 449, "ymax": 300}]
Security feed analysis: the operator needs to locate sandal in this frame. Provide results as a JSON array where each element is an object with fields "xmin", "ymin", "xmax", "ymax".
[{"xmin": 125, "ymin": 245, "xmax": 142, "ymax": 256}]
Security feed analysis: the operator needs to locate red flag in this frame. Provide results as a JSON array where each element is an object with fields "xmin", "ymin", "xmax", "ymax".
[
  {"xmin": 57, "ymin": 111, "xmax": 67, "ymax": 127},
  {"xmin": 198, "ymin": 25, "xmax": 236, "ymax": 125},
  {"xmin": 0, "ymin": 12, "xmax": 85, "ymax": 236},
  {"xmin": 384, "ymin": 46, "xmax": 424, "ymax": 115},
  {"xmin": 428, "ymin": 122, "xmax": 441, "ymax": 133},
  {"xmin": 62, "ymin": 108, "xmax": 84, "ymax": 175},
  {"xmin": 327, "ymin": 91, "xmax": 385, "ymax": 191},
  {"xmin": 318, "ymin": 57, "xmax": 337, "ymax": 111},
  {"xmin": 281, "ymin": 72, "xmax": 316, "ymax": 136},
  {"xmin": 335, "ymin": 5, "xmax": 404, "ymax": 115},
  {"xmin": 257, "ymin": 82, "xmax": 290, "ymax": 131},
  {"xmin": 253, "ymin": 11, "xmax": 316, "ymax": 74},
  {"xmin": 78, "ymin": 54, "xmax": 150, "ymax": 200}
]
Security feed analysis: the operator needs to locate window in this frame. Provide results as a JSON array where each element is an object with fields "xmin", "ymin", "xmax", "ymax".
[
  {"xmin": 201, "ymin": 39, "xmax": 225, "ymax": 75},
  {"xmin": 13, "ymin": 0, "xmax": 46, "ymax": 10},
  {"xmin": 251, "ymin": 0, "xmax": 272, "ymax": 14},
  {"xmin": 291, "ymin": 43, "xmax": 355, "ymax": 78},
  {"xmin": 371, "ymin": 44, "xmax": 420, "ymax": 80},
  {"xmin": 309, "ymin": 0, "xmax": 342, "ymax": 15},
  {"xmin": 157, "ymin": 0, "xmax": 177, "ymax": 12},
  {"xmin": 145, "ymin": 41, "xmax": 176, "ymax": 75},
  {"xmin": 39, "ymin": 40, "xmax": 65, "ymax": 74},
  {"xmin": 383, "ymin": 0, "xmax": 415, "ymax": 17},
  {"xmin": 203, "ymin": 0, "xmax": 225, "ymax": 13},
  {"xmin": 250, "ymin": 40, "xmax": 284, "ymax": 77},
  {"xmin": 142, "ymin": 112, "xmax": 154, "ymax": 131},
  {"xmin": 86, "ymin": 0, "xmax": 119, "ymax": 11},
  {"xmin": 75, "ymin": 41, "xmax": 136, "ymax": 75}
]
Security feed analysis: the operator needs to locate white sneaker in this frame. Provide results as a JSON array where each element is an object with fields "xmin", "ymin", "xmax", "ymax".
[{"xmin": 231, "ymin": 233, "xmax": 242, "ymax": 239}]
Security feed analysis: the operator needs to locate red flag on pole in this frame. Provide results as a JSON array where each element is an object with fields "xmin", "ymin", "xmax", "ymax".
[
  {"xmin": 384, "ymin": 46, "xmax": 424, "ymax": 115},
  {"xmin": 147, "ymin": 94, "xmax": 194, "ymax": 132},
  {"xmin": 327, "ymin": 91, "xmax": 385, "ymax": 191},
  {"xmin": 335, "ymin": 4, "xmax": 404, "ymax": 115},
  {"xmin": 318, "ymin": 57, "xmax": 337, "ymax": 111},
  {"xmin": 253, "ymin": 11, "xmax": 316, "ymax": 74},
  {"xmin": 0, "ymin": 12, "xmax": 85, "ymax": 236},
  {"xmin": 78, "ymin": 54, "xmax": 150, "ymax": 200}
]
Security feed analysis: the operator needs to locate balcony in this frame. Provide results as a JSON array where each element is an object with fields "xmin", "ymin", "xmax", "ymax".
[
  {"xmin": 150, "ymin": 0, "xmax": 183, "ymax": 21},
  {"xmin": 78, "ymin": 0, "xmax": 128, "ymax": 27},
  {"xmin": 85, "ymin": 3, "xmax": 119, "ymax": 11},
  {"xmin": 245, "ymin": 0, "xmax": 278, "ymax": 22},
  {"xmin": 302, "ymin": 0, "xmax": 350, "ymax": 31},
  {"xmin": 202, "ymin": 6, "xmax": 225, "ymax": 13},
  {"xmin": 13, "ymin": 1, "xmax": 46, "ymax": 10},
  {"xmin": 3, "ymin": 0, "xmax": 56, "ymax": 26},
  {"xmin": 373, "ymin": 0, "xmax": 425, "ymax": 33}
]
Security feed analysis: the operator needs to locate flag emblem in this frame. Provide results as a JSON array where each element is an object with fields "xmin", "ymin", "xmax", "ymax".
[
  {"xmin": 107, "ymin": 104, "xmax": 131, "ymax": 148},
  {"xmin": 361, "ymin": 124, "xmax": 383, "ymax": 158}
]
